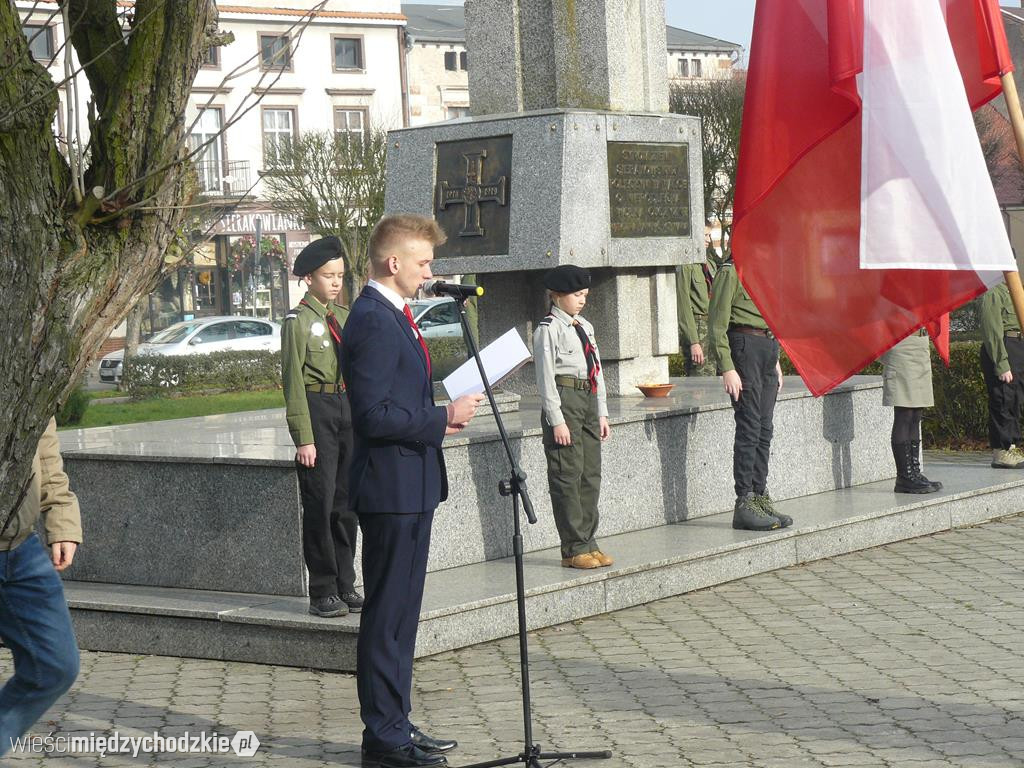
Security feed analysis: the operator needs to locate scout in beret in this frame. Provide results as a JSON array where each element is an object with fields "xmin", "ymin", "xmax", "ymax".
[
  {"xmin": 533, "ymin": 265, "xmax": 612, "ymax": 570},
  {"xmin": 281, "ymin": 236, "xmax": 362, "ymax": 617}
]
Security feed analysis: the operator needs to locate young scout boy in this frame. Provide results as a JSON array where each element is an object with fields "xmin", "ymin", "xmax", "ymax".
[
  {"xmin": 707, "ymin": 258, "xmax": 793, "ymax": 532},
  {"xmin": 533, "ymin": 265, "xmax": 612, "ymax": 570},
  {"xmin": 979, "ymin": 276, "xmax": 1024, "ymax": 469},
  {"xmin": 677, "ymin": 226, "xmax": 717, "ymax": 376},
  {"xmin": 282, "ymin": 236, "xmax": 362, "ymax": 617}
]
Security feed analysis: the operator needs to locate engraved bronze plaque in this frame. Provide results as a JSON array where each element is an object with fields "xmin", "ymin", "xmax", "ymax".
[
  {"xmin": 434, "ymin": 135, "xmax": 512, "ymax": 257},
  {"xmin": 607, "ymin": 142, "xmax": 691, "ymax": 238}
]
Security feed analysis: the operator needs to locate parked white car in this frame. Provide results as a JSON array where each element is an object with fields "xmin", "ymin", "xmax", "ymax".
[
  {"xmin": 409, "ymin": 298, "xmax": 463, "ymax": 339},
  {"xmin": 99, "ymin": 316, "xmax": 281, "ymax": 384}
]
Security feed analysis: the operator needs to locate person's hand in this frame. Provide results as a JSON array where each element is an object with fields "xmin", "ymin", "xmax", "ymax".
[
  {"xmin": 776, "ymin": 362, "xmax": 784, "ymax": 393},
  {"xmin": 553, "ymin": 424, "xmax": 572, "ymax": 446},
  {"xmin": 449, "ymin": 393, "xmax": 485, "ymax": 427},
  {"xmin": 689, "ymin": 343, "xmax": 705, "ymax": 365},
  {"xmin": 1000, "ymin": 370, "xmax": 1014, "ymax": 383},
  {"xmin": 51, "ymin": 541, "xmax": 77, "ymax": 572},
  {"xmin": 296, "ymin": 444, "xmax": 316, "ymax": 467},
  {"xmin": 445, "ymin": 424, "xmax": 465, "ymax": 436},
  {"xmin": 599, "ymin": 417, "xmax": 611, "ymax": 441},
  {"xmin": 723, "ymin": 369, "xmax": 742, "ymax": 401}
]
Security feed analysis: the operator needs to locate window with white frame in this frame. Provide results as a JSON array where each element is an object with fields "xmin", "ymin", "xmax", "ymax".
[
  {"xmin": 262, "ymin": 108, "xmax": 295, "ymax": 169},
  {"xmin": 677, "ymin": 58, "xmax": 689, "ymax": 77},
  {"xmin": 334, "ymin": 108, "xmax": 366, "ymax": 139},
  {"xmin": 189, "ymin": 108, "xmax": 224, "ymax": 194},
  {"xmin": 444, "ymin": 51, "xmax": 457, "ymax": 71},
  {"xmin": 446, "ymin": 106, "xmax": 470, "ymax": 120},
  {"xmin": 691, "ymin": 59, "xmax": 702, "ymax": 78}
]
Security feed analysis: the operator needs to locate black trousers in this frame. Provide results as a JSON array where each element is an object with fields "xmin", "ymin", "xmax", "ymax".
[
  {"xmin": 729, "ymin": 331, "xmax": 780, "ymax": 498},
  {"xmin": 980, "ymin": 338, "xmax": 1024, "ymax": 449},
  {"xmin": 297, "ymin": 390, "xmax": 358, "ymax": 598},
  {"xmin": 357, "ymin": 511, "xmax": 434, "ymax": 752}
]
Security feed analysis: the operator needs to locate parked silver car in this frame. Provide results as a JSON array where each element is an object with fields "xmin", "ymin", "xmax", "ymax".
[
  {"xmin": 409, "ymin": 298, "xmax": 463, "ymax": 338},
  {"xmin": 99, "ymin": 316, "xmax": 281, "ymax": 384}
]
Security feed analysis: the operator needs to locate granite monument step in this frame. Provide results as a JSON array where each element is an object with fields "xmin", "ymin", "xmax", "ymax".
[
  {"xmin": 57, "ymin": 376, "xmax": 893, "ymax": 597},
  {"xmin": 64, "ymin": 455, "xmax": 1024, "ymax": 672}
]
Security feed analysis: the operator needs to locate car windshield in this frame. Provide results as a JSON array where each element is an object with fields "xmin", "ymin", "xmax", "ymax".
[{"xmin": 148, "ymin": 322, "xmax": 204, "ymax": 344}]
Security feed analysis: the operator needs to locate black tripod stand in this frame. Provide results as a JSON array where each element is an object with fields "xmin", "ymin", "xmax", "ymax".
[{"xmin": 454, "ymin": 301, "xmax": 611, "ymax": 768}]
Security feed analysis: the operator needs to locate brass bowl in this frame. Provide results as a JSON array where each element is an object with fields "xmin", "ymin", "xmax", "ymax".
[{"xmin": 637, "ymin": 383, "xmax": 674, "ymax": 398}]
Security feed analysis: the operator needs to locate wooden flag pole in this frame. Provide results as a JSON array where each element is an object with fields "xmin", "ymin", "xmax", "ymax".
[{"xmin": 999, "ymin": 72, "xmax": 1024, "ymax": 328}]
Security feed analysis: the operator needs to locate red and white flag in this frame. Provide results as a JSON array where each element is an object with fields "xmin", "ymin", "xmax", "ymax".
[{"xmin": 732, "ymin": 0, "xmax": 1016, "ymax": 396}]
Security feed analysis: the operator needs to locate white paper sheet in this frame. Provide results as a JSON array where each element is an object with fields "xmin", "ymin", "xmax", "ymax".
[{"xmin": 442, "ymin": 328, "xmax": 532, "ymax": 400}]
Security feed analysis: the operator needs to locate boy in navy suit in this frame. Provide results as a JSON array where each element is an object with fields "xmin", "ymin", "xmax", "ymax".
[{"xmin": 341, "ymin": 214, "xmax": 483, "ymax": 768}]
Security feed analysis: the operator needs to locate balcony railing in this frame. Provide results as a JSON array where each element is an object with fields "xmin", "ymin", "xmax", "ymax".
[{"xmin": 193, "ymin": 160, "xmax": 252, "ymax": 197}]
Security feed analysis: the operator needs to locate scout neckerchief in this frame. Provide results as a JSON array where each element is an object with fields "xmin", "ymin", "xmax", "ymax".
[{"xmin": 572, "ymin": 320, "xmax": 600, "ymax": 393}]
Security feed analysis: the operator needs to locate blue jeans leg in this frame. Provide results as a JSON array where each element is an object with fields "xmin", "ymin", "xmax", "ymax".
[{"xmin": 0, "ymin": 534, "xmax": 80, "ymax": 757}]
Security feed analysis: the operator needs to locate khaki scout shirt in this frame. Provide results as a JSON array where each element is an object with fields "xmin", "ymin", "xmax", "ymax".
[
  {"xmin": 1, "ymin": 418, "xmax": 82, "ymax": 551},
  {"xmin": 676, "ymin": 262, "xmax": 713, "ymax": 347},
  {"xmin": 981, "ymin": 281, "xmax": 1022, "ymax": 376},
  {"xmin": 281, "ymin": 291, "xmax": 349, "ymax": 446},
  {"xmin": 707, "ymin": 261, "xmax": 769, "ymax": 374},
  {"xmin": 533, "ymin": 305, "xmax": 609, "ymax": 427}
]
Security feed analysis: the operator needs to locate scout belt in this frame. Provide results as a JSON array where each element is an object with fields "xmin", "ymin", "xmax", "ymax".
[
  {"xmin": 555, "ymin": 375, "xmax": 593, "ymax": 392},
  {"xmin": 306, "ymin": 382, "xmax": 346, "ymax": 394},
  {"xmin": 729, "ymin": 324, "xmax": 774, "ymax": 339}
]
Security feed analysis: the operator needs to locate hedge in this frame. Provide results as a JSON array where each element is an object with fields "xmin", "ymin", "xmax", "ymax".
[
  {"xmin": 56, "ymin": 387, "xmax": 90, "ymax": 426},
  {"xmin": 123, "ymin": 350, "xmax": 283, "ymax": 398}
]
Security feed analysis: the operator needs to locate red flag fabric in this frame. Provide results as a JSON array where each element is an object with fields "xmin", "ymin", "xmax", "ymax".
[{"xmin": 732, "ymin": 0, "xmax": 1013, "ymax": 396}]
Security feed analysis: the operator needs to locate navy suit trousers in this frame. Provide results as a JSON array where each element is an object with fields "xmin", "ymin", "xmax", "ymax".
[{"xmin": 356, "ymin": 511, "xmax": 434, "ymax": 752}]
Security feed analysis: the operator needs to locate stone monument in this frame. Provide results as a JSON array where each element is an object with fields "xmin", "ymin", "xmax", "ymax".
[{"xmin": 385, "ymin": 0, "xmax": 703, "ymax": 393}]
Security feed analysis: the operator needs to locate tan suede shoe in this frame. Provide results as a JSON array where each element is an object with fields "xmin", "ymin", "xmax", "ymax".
[
  {"xmin": 590, "ymin": 550, "xmax": 613, "ymax": 567},
  {"xmin": 561, "ymin": 553, "xmax": 601, "ymax": 569}
]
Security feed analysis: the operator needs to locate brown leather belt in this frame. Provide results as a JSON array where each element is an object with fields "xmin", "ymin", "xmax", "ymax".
[
  {"xmin": 555, "ymin": 375, "xmax": 593, "ymax": 392},
  {"xmin": 729, "ymin": 324, "xmax": 774, "ymax": 339},
  {"xmin": 306, "ymin": 382, "xmax": 346, "ymax": 394}
]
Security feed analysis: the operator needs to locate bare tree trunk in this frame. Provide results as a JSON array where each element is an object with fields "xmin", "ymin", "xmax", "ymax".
[
  {"xmin": 119, "ymin": 303, "xmax": 145, "ymax": 391},
  {"xmin": 0, "ymin": 0, "xmax": 217, "ymax": 526}
]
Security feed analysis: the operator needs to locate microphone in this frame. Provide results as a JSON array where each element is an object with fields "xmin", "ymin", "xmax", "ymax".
[{"xmin": 422, "ymin": 279, "xmax": 484, "ymax": 299}]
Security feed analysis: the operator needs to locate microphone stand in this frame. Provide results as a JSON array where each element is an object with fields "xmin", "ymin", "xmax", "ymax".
[{"xmin": 454, "ymin": 298, "xmax": 611, "ymax": 768}]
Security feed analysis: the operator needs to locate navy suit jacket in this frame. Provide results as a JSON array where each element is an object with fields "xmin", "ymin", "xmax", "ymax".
[{"xmin": 341, "ymin": 285, "xmax": 448, "ymax": 515}]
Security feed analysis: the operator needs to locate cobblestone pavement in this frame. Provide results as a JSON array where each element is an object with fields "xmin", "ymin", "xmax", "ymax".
[{"xmin": 4, "ymin": 514, "xmax": 1024, "ymax": 768}]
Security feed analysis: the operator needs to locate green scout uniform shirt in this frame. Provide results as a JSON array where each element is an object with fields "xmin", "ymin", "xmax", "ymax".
[
  {"xmin": 676, "ymin": 262, "xmax": 712, "ymax": 347},
  {"xmin": 533, "ymin": 305, "xmax": 609, "ymax": 427},
  {"xmin": 981, "ymin": 281, "xmax": 1022, "ymax": 376},
  {"xmin": 707, "ymin": 261, "xmax": 768, "ymax": 374},
  {"xmin": 281, "ymin": 291, "xmax": 349, "ymax": 446}
]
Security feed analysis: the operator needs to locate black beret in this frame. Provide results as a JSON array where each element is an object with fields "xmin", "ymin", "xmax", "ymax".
[
  {"xmin": 543, "ymin": 264, "xmax": 591, "ymax": 293},
  {"xmin": 293, "ymin": 236, "xmax": 343, "ymax": 277}
]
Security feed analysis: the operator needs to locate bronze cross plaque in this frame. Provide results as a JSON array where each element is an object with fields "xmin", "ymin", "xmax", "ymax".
[{"xmin": 434, "ymin": 136, "xmax": 512, "ymax": 257}]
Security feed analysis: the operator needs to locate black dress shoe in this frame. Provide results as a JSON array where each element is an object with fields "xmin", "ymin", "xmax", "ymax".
[
  {"xmin": 411, "ymin": 726, "xmax": 458, "ymax": 753},
  {"xmin": 309, "ymin": 594, "xmax": 347, "ymax": 618},
  {"xmin": 362, "ymin": 743, "xmax": 446, "ymax": 768},
  {"xmin": 341, "ymin": 590, "xmax": 364, "ymax": 613}
]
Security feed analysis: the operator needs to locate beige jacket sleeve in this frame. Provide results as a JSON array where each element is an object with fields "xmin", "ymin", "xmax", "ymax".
[
  {"xmin": 533, "ymin": 322, "xmax": 566, "ymax": 428},
  {"xmin": 37, "ymin": 418, "xmax": 83, "ymax": 545}
]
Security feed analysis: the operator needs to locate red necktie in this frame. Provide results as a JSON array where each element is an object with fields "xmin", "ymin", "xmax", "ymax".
[{"xmin": 403, "ymin": 304, "xmax": 432, "ymax": 377}]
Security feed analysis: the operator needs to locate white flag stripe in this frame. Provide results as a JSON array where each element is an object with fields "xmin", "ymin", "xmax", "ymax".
[{"xmin": 859, "ymin": 0, "xmax": 1014, "ymax": 277}]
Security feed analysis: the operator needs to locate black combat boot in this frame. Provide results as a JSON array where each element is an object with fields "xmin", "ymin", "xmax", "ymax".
[
  {"xmin": 908, "ymin": 440, "xmax": 942, "ymax": 492},
  {"xmin": 892, "ymin": 442, "xmax": 939, "ymax": 494},
  {"xmin": 732, "ymin": 492, "xmax": 782, "ymax": 531}
]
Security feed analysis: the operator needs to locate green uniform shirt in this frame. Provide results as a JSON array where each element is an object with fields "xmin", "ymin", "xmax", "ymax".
[
  {"xmin": 676, "ymin": 262, "xmax": 713, "ymax": 347},
  {"xmin": 281, "ymin": 291, "xmax": 350, "ymax": 446},
  {"xmin": 981, "ymin": 282, "xmax": 1022, "ymax": 376},
  {"xmin": 707, "ymin": 262, "xmax": 768, "ymax": 374},
  {"xmin": 533, "ymin": 305, "xmax": 609, "ymax": 427}
]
